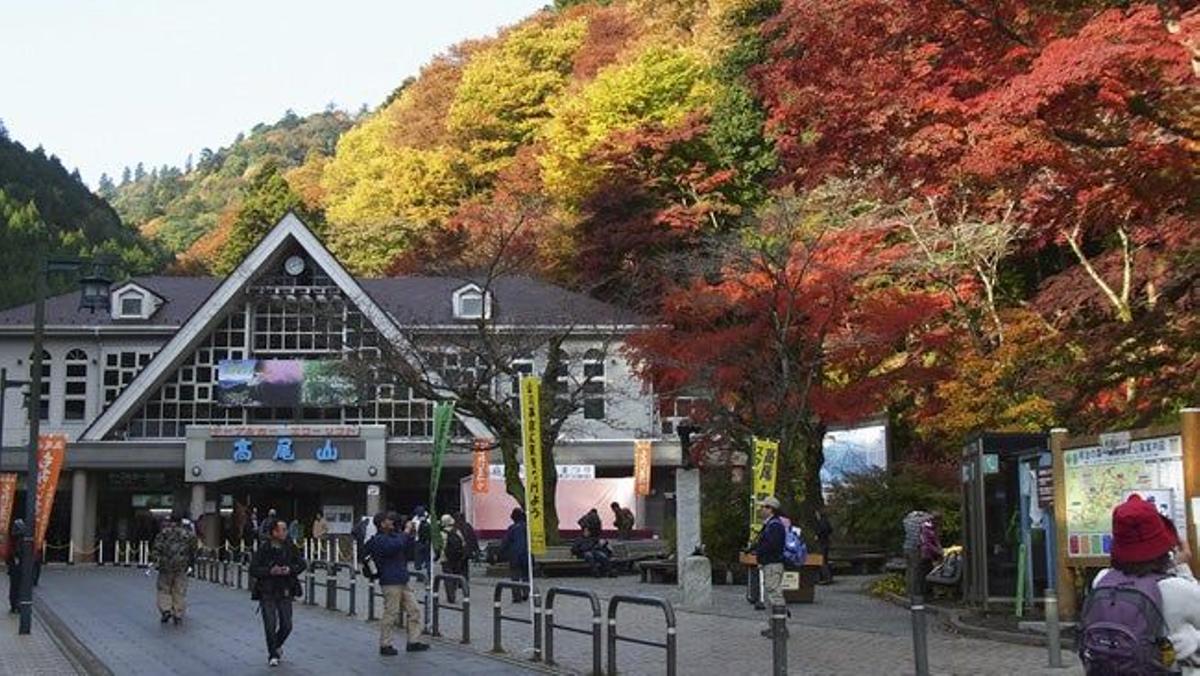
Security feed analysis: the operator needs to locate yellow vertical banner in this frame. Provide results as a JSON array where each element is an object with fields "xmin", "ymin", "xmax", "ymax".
[
  {"xmin": 634, "ymin": 440, "xmax": 653, "ymax": 496},
  {"xmin": 748, "ymin": 437, "xmax": 780, "ymax": 544},
  {"xmin": 519, "ymin": 376, "xmax": 547, "ymax": 556}
]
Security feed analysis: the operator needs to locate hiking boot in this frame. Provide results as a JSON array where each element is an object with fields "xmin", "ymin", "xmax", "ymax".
[
  {"xmin": 160, "ymin": 611, "xmax": 172, "ymax": 624},
  {"xmin": 268, "ymin": 657, "xmax": 280, "ymax": 667},
  {"xmin": 406, "ymin": 643, "xmax": 430, "ymax": 652},
  {"xmin": 172, "ymin": 615, "xmax": 182, "ymax": 626},
  {"xmin": 379, "ymin": 646, "xmax": 398, "ymax": 656}
]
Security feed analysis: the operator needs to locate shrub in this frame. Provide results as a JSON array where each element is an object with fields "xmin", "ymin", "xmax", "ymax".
[{"xmin": 824, "ymin": 462, "xmax": 960, "ymax": 554}]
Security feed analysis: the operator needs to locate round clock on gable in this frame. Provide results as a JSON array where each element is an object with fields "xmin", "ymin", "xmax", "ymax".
[{"xmin": 284, "ymin": 255, "xmax": 306, "ymax": 276}]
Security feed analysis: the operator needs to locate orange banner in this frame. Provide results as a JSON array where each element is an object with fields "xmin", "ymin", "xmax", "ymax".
[
  {"xmin": 472, "ymin": 439, "xmax": 491, "ymax": 494},
  {"xmin": 0, "ymin": 474, "xmax": 16, "ymax": 559},
  {"xmin": 634, "ymin": 440, "xmax": 652, "ymax": 496},
  {"xmin": 34, "ymin": 434, "xmax": 67, "ymax": 556}
]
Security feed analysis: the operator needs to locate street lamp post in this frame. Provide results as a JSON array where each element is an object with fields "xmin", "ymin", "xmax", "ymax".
[{"xmin": 17, "ymin": 257, "xmax": 111, "ymax": 635}]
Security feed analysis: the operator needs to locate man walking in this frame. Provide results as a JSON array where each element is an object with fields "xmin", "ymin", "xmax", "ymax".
[
  {"xmin": 753, "ymin": 496, "xmax": 787, "ymax": 638},
  {"xmin": 152, "ymin": 511, "xmax": 199, "ymax": 625},
  {"xmin": 439, "ymin": 514, "xmax": 467, "ymax": 604},
  {"xmin": 249, "ymin": 519, "xmax": 306, "ymax": 667},
  {"xmin": 499, "ymin": 508, "xmax": 530, "ymax": 603},
  {"xmin": 365, "ymin": 512, "xmax": 428, "ymax": 655}
]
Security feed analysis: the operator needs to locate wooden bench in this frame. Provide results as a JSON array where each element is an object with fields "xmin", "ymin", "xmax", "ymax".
[
  {"xmin": 636, "ymin": 558, "xmax": 677, "ymax": 583},
  {"xmin": 827, "ymin": 544, "xmax": 888, "ymax": 575},
  {"xmin": 483, "ymin": 544, "xmax": 635, "ymax": 577}
]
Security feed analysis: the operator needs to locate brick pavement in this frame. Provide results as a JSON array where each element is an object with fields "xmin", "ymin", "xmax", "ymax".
[
  {"xmin": 34, "ymin": 567, "xmax": 536, "ymax": 675},
  {"xmin": 0, "ymin": 575, "xmax": 81, "ymax": 676},
  {"xmin": 229, "ymin": 562, "xmax": 1086, "ymax": 676}
]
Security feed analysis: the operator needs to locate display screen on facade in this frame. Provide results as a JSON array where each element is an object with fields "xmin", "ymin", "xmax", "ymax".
[
  {"xmin": 821, "ymin": 422, "xmax": 888, "ymax": 491},
  {"xmin": 216, "ymin": 359, "xmax": 358, "ymax": 407}
]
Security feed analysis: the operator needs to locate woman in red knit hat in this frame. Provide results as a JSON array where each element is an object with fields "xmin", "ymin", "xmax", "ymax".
[{"xmin": 1082, "ymin": 494, "xmax": 1200, "ymax": 674}]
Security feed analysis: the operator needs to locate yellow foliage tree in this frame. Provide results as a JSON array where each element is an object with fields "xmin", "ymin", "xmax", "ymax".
[
  {"xmin": 540, "ymin": 44, "xmax": 717, "ymax": 205},
  {"xmin": 447, "ymin": 16, "xmax": 588, "ymax": 181}
]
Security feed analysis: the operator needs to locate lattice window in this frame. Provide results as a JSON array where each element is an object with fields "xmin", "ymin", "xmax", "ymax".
[
  {"xmin": 64, "ymin": 349, "xmax": 88, "ymax": 421},
  {"xmin": 104, "ymin": 350, "xmax": 156, "ymax": 405},
  {"xmin": 659, "ymin": 395, "xmax": 703, "ymax": 435},
  {"xmin": 29, "ymin": 350, "xmax": 50, "ymax": 421},
  {"xmin": 582, "ymin": 349, "xmax": 605, "ymax": 420}
]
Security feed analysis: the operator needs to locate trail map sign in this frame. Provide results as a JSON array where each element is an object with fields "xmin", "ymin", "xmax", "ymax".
[{"xmin": 1063, "ymin": 434, "xmax": 1184, "ymax": 558}]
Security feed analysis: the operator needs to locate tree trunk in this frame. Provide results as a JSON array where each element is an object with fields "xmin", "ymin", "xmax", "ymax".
[
  {"xmin": 540, "ymin": 433, "xmax": 561, "ymax": 545},
  {"xmin": 500, "ymin": 434, "xmax": 525, "ymax": 506},
  {"xmin": 796, "ymin": 422, "xmax": 827, "ymax": 536}
]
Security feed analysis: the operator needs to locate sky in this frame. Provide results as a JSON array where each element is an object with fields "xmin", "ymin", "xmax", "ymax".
[{"xmin": 0, "ymin": 0, "xmax": 547, "ymax": 187}]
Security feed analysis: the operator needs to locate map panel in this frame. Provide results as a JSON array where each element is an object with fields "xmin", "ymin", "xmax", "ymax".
[{"xmin": 1063, "ymin": 435, "xmax": 1183, "ymax": 558}]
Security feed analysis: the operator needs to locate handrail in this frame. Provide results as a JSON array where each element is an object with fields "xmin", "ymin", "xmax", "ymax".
[
  {"xmin": 491, "ymin": 581, "xmax": 542, "ymax": 661},
  {"xmin": 607, "ymin": 594, "xmax": 676, "ymax": 676},
  {"xmin": 545, "ymin": 586, "xmax": 602, "ymax": 676},
  {"xmin": 432, "ymin": 573, "xmax": 470, "ymax": 643}
]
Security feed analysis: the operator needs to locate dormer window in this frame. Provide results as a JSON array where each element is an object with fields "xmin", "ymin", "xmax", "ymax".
[
  {"xmin": 110, "ymin": 282, "xmax": 161, "ymax": 320},
  {"xmin": 452, "ymin": 284, "xmax": 491, "ymax": 320},
  {"xmin": 119, "ymin": 291, "xmax": 144, "ymax": 317}
]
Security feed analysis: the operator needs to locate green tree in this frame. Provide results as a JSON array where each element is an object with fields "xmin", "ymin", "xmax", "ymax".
[{"xmin": 215, "ymin": 162, "xmax": 311, "ymax": 275}]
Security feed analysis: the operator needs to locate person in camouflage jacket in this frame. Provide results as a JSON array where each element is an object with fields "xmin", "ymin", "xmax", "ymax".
[{"xmin": 152, "ymin": 512, "xmax": 198, "ymax": 625}]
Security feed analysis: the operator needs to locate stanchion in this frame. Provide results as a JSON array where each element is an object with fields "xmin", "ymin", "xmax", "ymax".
[
  {"xmin": 98, "ymin": 540, "xmax": 105, "ymax": 565},
  {"xmin": 911, "ymin": 594, "xmax": 930, "ymax": 676},
  {"xmin": 771, "ymin": 605, "xmax": 788, "ymax": 675},
  {"xmin": 68, "ymin": 540, "xmax": 75, "ymax": 565},
  {"xmin": 1045, "ymin": 588, "xmax": 1064, "ymax": 668}
]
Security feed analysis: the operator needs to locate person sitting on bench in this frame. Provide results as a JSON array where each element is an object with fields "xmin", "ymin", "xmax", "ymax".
[{"xmin": 571, "ymin": 527, "xmax": 614, "ymax": 578}]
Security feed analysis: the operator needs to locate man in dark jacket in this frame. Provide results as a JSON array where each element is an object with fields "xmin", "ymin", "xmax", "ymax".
[
  {"xmin": 571, "ymin": 527, "xmax": 613, "ymax": 578},
  {"xmin": 365, "ymin": 512, "xmax": 428, "ymax": 655},
  {"xmin": 249, "ymin": 519, "xmax": 307, "ymax": 667},
  {"xmin": 577, "ymin": 508, "xmax": 602, "ymax": 536},
  {"xmin": 6, "ymin": 519, "xmax": 25, "ymax": 614},
  {"xmin": 499, "ymin": 508, "xmax": 529, "ymax": 602},
  {"xmin": 753, "ymin": 496, "xmax": 787, "ymax": 638},
  {"xmin": 439, "ymin": 514, "xmax": 467, "ymax": 603},
  {"xmin": 454, "ymin": 512, "xmax": 479, "ymax": 561},
  {"xmin": 611, "ymin": 502, "xmax": 635, "ymax": 540},
  {"xmin": 815, "ymin": 510, "xmax": 834, "ymax": 584}
]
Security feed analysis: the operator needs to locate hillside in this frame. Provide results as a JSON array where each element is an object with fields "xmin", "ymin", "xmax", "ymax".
[
  {"xmin": 106, "ymin": 108, "xmax": 355, "ymax": 256},
  {"xmin": 0, "ymin": 125, "xmax": 166, "ymax": 309},
  {"xmin": 92, "ymin": 0, "xmax": 1197, "ymax": 459}
]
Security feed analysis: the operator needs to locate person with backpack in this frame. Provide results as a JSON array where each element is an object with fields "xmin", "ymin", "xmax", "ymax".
[
  {"xmin": 1081, "ymin": 495, "xmax": 1200, "ymax": 675},
  {"xmin": 577, "ymin": 508, "xmax": 602, "ymax": 536},
  {"xmin": 902, "ymin": 509, "xmax": 941, "ymax": 599},
  {"xmin": 6, "ymin": 519, "xmax": 25, "ymax": 615},
  {"xmin": 440, "ymin": 514, "xmax": 468, "ymax": 603},
  {"xmin": 248, "ymin": 519, "xmax": 307, "ymax": 667},
  {"xmin": 365, "ymin": 511, "xmax": 428, "ymax": 655},
  {"xmin": 151, "ymin": 511, "xmax": 199, "ymax": 625},
  {"xmin": 753, "ymin": 496, "xmax": 788, "ymax": 638},
  {"xmin": 611, "ymin": 502, "xmax": 635, "ymax": 540},
  {"xmin": 454, "ymin": 512, "xmax": 480, "ymax": 562}
]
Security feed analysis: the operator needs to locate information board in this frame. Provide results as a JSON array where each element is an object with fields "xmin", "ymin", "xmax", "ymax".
[{"xmin": 1063, "ymin": 435, "xmax": 1184, "ymax": 558}]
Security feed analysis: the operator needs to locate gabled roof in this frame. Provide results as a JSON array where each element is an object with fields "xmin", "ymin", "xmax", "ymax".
[
  {"xmin": 0, "ymin": 276, "xmax": 220, "ymax": 328},
  {"xmin": 82, "ymin": 213, "xmax": 489, "ymax": 441}
]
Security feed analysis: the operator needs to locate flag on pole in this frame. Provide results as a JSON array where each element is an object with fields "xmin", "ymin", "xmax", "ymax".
[
  {"xmin": 35, "ymin": 434, "xmax": 67, "ymax": 556},
  {"xmin": 748, "ymin": 437, "xmax": 779, "ymax": 545},
  {"xmin": 634, "ymin": 440, "xmax": 653, "ymax": 496},
  {"xmin": 429, "ymin": 401, "xmax": 455, "ymax": 552},
  {"xmin": 0, "ymin": 474, "xmax": 16, "ymax": 559},
  {"xmin": 519, "ymin": 376, "xmax": 546, "ymax": 556},
  {"xmin": 472, "ymin": 439, "xmax": 490, "ymax": 494}
]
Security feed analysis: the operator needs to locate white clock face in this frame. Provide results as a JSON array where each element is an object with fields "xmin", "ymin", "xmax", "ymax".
[{"xmin": 284, "ymin": 256, "xmax": 306, "ymax": 276}]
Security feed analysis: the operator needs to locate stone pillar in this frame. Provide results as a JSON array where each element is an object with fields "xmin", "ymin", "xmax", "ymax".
[
  {"xmin": 366, "ymin": 484, "xmax": 384, "ymax": 518},
  {"xmin": 69, "ymin": 470, "xmax": 87, "ymax": 563},
  {"xmin": 675, "ymin": 468, "xmax": 711, "ymax": 605},
  {"xmin": 190, "ymin": 484, "xmax": 206, "ymax": 524}
]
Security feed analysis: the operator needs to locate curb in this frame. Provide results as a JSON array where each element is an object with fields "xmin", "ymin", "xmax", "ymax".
[
  {"xmin": 880, "ymin": 591, "xmax": 1076, "ymax": 650},
  {"xmin": 33, "ymin": 596, "xmax": 115, "ymax": 676}
]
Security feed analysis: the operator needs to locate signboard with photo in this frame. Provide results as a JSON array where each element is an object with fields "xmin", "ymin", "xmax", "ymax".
[{"xmin": 217, "ymin": 359, "xmax": 358, "ymax": 407}]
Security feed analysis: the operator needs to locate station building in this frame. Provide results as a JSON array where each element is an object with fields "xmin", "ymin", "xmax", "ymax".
[{"xmin": 0, "ymin": 214, "xmax": 682, "ymax": 553}]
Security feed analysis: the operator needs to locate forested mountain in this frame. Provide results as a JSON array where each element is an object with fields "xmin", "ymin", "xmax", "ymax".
[
  {"xmin": 26, "ymin": 0, "xmax": 1194, "ymax": 470},
  {"xmin": 0, "ymin": 124, "xmax": 166, "ymax": 309},
  {"xmin": 106, "ymin": 108, "xmax": 355, "ymax": 258}
]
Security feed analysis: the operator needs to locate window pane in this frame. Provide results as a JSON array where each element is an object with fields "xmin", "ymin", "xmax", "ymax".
[
  {"xmin": 584, "ymin": 399, "xmax": 605, "ymax": 420},
  {"xmin": 121, "ymin": 296, "xmax": 142, "ymax": 316},
  {"xmin": 459, "ymin": 294, "xmax": 483, "ymax": 317},
  {"xmin": 65, "ymin": 401, "xmax": 86, "ymax": 420}
]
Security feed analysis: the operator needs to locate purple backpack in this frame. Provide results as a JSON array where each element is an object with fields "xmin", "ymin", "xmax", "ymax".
[{"xmin": 1079, "ymin": 570, "xmax": 1175, "ymax": 676}]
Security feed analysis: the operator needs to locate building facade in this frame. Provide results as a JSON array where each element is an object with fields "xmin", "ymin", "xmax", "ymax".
[{"xmin": 0, "ymin": 214, "xmax": 681, "ymax": 553}]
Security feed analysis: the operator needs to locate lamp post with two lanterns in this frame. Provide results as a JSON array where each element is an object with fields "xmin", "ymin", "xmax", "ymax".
[{"xmin": 16, "ymin": 257, "xmax": 112, "ymax": 635}]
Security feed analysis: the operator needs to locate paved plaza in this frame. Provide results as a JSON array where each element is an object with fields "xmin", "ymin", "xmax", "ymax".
[{"xmin": 19, "ymin": 565, "xmax": 1084, "ymax": 675}]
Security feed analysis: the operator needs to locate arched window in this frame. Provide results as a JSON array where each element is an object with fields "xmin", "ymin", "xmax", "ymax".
[
  {"xmin": 582, "ymin": 349, "xmax": 605, "ymax": 420},
  {"xmin": 29, "ymin": 350, "xmax": 51, "ymax": 421},
  {"xmin": 64, "ymin": 349, "xmax": 88, "ymax": 420}
]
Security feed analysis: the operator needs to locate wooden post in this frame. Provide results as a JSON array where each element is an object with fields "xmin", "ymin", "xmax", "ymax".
[
  {"xmin": 1050, "ymin": 427, "xmax": 1076, "ymax": 620},
  {"xmin": 1182, "ymin": 408, "xmax": 1200, "ymax": 578}
]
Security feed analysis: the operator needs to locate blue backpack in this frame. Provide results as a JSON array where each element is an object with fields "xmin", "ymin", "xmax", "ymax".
[
  {"xmin": 1078, "ymin": 570, "xmax": 1175, "ymax": 675},
  {"xmin": 782, "ymin": 518, "xmax": 807, "ymax": 567}
]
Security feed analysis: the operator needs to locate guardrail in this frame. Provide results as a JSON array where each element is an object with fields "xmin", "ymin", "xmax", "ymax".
[
  {"xmin": 606, "ymin": 594, "xmax": 676, "ymax": 676},
  {"xmin": 365, "ymin": 570, "xmax": 428, "ymax": 626},
  {"xmin": 491, "ymin": 581, "xmax": 542, "ymax": 661},
  {"xmin": 545, "ymin": 586, "xmax": 602, "ymax": 676},
  {"xmin": 432, "ymin": 573, "xmax": 470, "ymax": 643}
]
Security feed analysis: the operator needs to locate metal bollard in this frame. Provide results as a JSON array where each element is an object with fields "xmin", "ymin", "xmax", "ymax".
[
  {"xmin": 911, "ymin": 595, "xmax": 930, "ymax": 676},
  {"xmin": 432, "ymin": 586, "xmax": 441, "ymax": 637},
  {"xmin": 236, "ymin": 562, "xmax": 244, "ymax": 590},
  {"xmin": 492, "ymin": 596, "xmax": 504, "ymax": 654},
  {"xmin": 1045, "ymin": 588, "xmax": 1063, "ymax": 668},
  {"xmin": 462, "ymin": 590, "xmax": 471, "ymax": 645},
  {"xmin": 532, "ymin": 589, "xmax": 543, "ymax": 662},
  {"xmin": 326, "ymin": 573, "xmax": 337, "ymax": 611},
  {"xmin": 368, "ymin": 582, "xmax": 377, "ymax": 621},
  {"xmin": 771, "ymin": 605, "xmax": 788, "ymax": 675},
  {"xmin": 306, "ymin": 571, "xmax": 316, "ymax": 606},
  {"xmin": 348, "ymin": 570, "xmax": 357, "ymax": 617}
]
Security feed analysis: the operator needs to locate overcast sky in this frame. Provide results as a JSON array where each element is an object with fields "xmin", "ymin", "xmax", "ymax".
[{"xmin": 0, "ymin": 0, "xmax": 546, "ymax": 186}]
